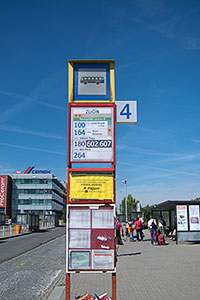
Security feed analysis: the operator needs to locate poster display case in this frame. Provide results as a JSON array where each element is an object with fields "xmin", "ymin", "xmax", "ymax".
[
  {"xmin": 176, "ymin": 204, "xmax": 200, "ymax": 243},
  {"xmin": 176, "ymin": 205, "xmax": 188, "ymax": 231},
  {"xmin": 189, "ymin": 205, "xmax": 200, "ymax": 231},
  {"xmin": 66, "ymin": 205, "xmax": 115, "ymax": 273}
]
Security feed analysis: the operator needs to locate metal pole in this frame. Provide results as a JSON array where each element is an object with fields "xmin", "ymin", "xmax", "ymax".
[
  {"xmin": 112, "ymin": 273, "xmax": 116, "ymax": 300},
  {"xmin": 66, "ymin": 273, "xmax": 70, "ymax": 300},
  {"xmin": 122, "ymin": 180, "xmax": 128, "ymax": 221},
  {"xmin": 125, "ymin": 181, "xmax": 127, "ymax": 221}
]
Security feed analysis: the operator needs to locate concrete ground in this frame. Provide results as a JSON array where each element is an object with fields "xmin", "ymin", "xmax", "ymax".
[{"xmin": 51, "ymin": 230, "xmax": 200, "ymax": 300}]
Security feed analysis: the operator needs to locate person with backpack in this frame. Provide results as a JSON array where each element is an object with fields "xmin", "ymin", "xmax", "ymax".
[{"xmin": 148, "ymin": 216, "xmax": 158, "ymax": 245}]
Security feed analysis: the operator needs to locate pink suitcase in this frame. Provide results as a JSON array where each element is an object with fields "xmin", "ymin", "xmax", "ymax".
[{"xmin": 158, "ymin": 235, "xmax": 165, "ymax": 245}]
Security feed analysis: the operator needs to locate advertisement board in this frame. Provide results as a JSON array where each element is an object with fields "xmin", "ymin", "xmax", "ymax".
[
  {"xmin": 67, "ymin": 205, "xmax": 115, "ymax": 272},
  {"xmin": 0, "ymin": 175, "xmax": 7, "ymax": 208},
  {"xmin": 189, "ymin": 205, "xmax": 200, "ymax": 231},
  {"xmin": 70, "ymin": 105, "xmax": 114, "ymax": 162},
  {"xmin": 68, "ymin": 171, "xmax": 114, "ymax": 203},
  {"xmin": 177, "ymin": 205, "xmax": 188, "ymax": 231}
]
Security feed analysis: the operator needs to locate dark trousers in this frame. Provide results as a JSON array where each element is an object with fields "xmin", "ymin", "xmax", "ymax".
[{"xmin": 136, "ymin": 229, "xmax": 143, "ymax": 241}]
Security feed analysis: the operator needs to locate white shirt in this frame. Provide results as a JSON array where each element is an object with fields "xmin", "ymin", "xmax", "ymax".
[{"xmin": 148, "ymin": 218, "xmax": 157, "ymax": 228}]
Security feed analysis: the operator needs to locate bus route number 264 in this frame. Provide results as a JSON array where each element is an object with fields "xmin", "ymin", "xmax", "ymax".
[{"xmin": 73, "ymin": 152, "xmax": 86, "ymax": 159}]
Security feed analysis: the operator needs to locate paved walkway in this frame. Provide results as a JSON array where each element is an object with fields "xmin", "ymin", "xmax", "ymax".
[
  {"xmin": 0, "ymin": 224, "xmax": 56, "ymax": 239},
  {"xmin": 54, "ymin": 230, "xmax": 200, "ymax": 300}
]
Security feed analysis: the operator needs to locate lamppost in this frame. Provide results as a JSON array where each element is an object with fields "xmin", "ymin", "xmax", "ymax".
[{"xmin": 122, "ymin": 180, "xmax": 127, "ymax": 221}]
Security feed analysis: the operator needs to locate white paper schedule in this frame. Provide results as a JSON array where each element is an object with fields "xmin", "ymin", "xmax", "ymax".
[
  {"xmin": 92, "ymin": 250, "xmax": 114, "ymax": 270},
  {"xmin": 92, "ymin": 209, "xmax": 114, "ymax": 229},
  {"xmin": 69, "ymin": 209, "xmax": 91, "ymax": 228},
  {"xmin": 69, "ymin": 229, "xmax": 91, "ymax": 249}
]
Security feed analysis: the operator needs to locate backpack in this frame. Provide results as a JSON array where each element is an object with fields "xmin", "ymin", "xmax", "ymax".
[
  {"xmin": 151, "ymin": 220, "xmax": 157, "ymax": 230},
  {"xmin": 160, "ymin": 219, "xmax": 166, "ymax": 226}
]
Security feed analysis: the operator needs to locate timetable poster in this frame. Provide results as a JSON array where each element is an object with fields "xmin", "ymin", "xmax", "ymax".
[
  {"xmin": 177, "ymin": 205, "xmax": 188, "ymax": 231},
  {"xmin": 70, "ymin": 106, "xmax": 114, "ymax": 162},
  {"xmin": 189, "ymin": 205, "xmax": 200, "ymax": 231}
]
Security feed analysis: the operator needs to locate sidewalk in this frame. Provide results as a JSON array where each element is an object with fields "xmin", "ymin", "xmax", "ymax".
[
  {"xmin": 0, "ymin": 223, "xmax": 56, "ymax": 240},
  {"xmin": 48, "ymin": 230, "xmax": 200, "ymax": 300}
]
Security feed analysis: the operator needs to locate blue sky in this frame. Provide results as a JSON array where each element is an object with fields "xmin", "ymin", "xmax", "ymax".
[{"xmin": 1, "ymin": 0, "xmax": 200, "ymax": 208}]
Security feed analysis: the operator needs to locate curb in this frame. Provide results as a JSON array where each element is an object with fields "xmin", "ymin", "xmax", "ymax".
[
  {"xmin": 0, "ymin": 231, "xmax": 32, "ymax": 240},
  {"xmin": 43, "ymin": 271, "xmax": 65, "ymax": 300},
  {"xmin": 0, "ymin": 226, "xmax": 60, "ymax": 241},
  {"xmin": 47, "ymin": 286, "xmax": 65, "ymax": 300}
]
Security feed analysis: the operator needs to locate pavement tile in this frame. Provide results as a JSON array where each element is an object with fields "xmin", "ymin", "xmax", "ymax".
[{"xmin": 57, "ymin": 230, "xmax": 200, "ymax": 300}]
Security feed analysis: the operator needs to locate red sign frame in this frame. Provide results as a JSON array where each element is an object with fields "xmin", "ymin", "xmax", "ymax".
[
  {"xmin": 67, "ymin": 168, "xmax": 115, "ymax": 205},
  {"xmin": 67, "ymin": 103, "xmax": 116, "ymax": 166}
]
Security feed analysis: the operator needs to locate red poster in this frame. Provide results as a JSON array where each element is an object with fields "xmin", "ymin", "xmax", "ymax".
[
  {"xmin": 0, "ymin": 175, "xmax": 7, "ymax": 208},
  {"xmin": 91, "ymin": 229, "xmax": 115, "ymax": 250}
]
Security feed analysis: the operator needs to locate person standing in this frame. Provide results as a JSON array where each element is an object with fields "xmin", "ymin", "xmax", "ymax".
[
  {"xmin": 124, "ymin": 221, "xmax": 129, "ymax": 241},
  {"xmin": 128, "ymin": 221, "xmax": 133, "ymax": 242},
  {"xmin": 148, "ymin": 216, "xmax": 158, "ymax": 245},
  {"xmin": 134, "ymin": 217, "xmax": 143, "ymax": 241},
  {"xmin": 158, "ymin": 215, "xmax": 166, "ymax": 236},
  {"xmin": 116, "ymin": 219, "xmax": 124, "ymax": 254},
  {"xmin": 138, "ymin": 214, "xmax": 144, "ymax": 239}
]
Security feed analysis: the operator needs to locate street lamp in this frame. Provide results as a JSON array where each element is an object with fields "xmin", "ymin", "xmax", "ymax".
[{"xmin": 122, "ymin": 180, "xmax": 127, "ymax": 221}]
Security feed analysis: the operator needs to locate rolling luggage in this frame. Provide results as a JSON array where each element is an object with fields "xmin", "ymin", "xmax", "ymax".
[{"xmin": 158, "ymin": 235, "xmax": 165, "ymax": 245}]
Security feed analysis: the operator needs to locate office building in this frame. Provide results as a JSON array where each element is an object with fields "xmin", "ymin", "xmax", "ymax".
[{"xmin": 11, "ymin": 173, "xmax": 66, "ymax": 223}]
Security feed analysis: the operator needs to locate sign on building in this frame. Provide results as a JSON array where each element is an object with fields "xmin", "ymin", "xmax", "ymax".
[{"xmin": 0, "ymin": 176, "xmax": 7, "ymax": 208}]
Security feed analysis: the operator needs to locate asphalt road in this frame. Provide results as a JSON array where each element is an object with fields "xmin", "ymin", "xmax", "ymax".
[
  {"xmin": 0, "ymin": 233, "xmax": 66, "ymax": 300},
  {"xmin": 0, "ymin": 225, "xmax": 66, "ymax": 264}
]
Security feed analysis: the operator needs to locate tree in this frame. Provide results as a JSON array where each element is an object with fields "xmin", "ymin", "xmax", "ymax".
[
  {"xmin": 120, "ymin": 194, "xmax": 137, "ymax": 214},
  {"xmin": 141, "ymin": 204, "xmax": 151, "ymax": 226},
  {"xmin": 61, "ymin": 209, "xmax": 66, "ymax": 223},
  {"xmin": 191, "ymin": 197, "xmax": 200, "ymax": 201}
]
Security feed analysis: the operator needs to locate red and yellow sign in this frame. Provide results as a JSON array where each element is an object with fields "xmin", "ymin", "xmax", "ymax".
[{"xmin": 68, "ymin": 171, "xmax": 114, "ymax": 203}]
